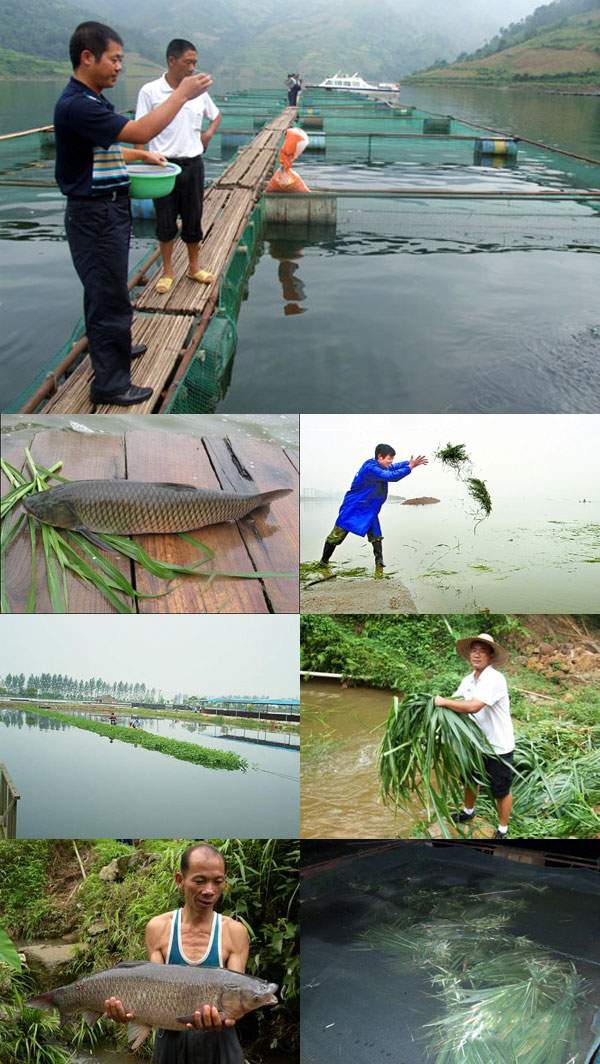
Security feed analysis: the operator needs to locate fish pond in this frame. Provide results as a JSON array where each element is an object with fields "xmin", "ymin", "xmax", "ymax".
[
  {"xmin": 1, "ymin": 82, "xmax": 599, "ymax": 412},
  {"xmin": 0, "ymin": 708, "xmax": 299, "ymax": 837},
  {"xmin": 301, "ymin": 496, "xmax": 600, "ymax": 613},
  {"xmin": 301, "ymin": 842, "xmax": 600, "ymax": 1064},
  {"xmin": 301, "ymin": 682, "xmax": 420, "ymax": 838}
]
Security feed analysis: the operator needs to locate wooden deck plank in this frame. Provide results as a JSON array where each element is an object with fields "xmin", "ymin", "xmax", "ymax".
[
  {"xmin": 5, "ymin": 430, "xmax": 130, "ymax": 614},
  {"xmin": 44, "ymin": 315, "xmax": 192, "ymax": 416},
  {"xmin": 203, "ymin": 435, "xmax": 299, "ymax": 614},
  {"xmin": 124, "ymin": 429, "xmax": 269, "ymax": 614},
  {"xmin": 134, "ymin": 188, "xmax": 231, "ymax": 311}
]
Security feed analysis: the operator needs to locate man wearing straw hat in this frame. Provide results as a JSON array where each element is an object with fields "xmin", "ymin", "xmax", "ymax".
[{"xmin": 434, "ymin": 633, "xmax": 514, "ymax": 840}]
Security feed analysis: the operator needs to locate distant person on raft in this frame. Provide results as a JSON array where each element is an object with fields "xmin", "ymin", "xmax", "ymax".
[
  {"xmin": 54, "ymin": 22, "xmax": 213, "ymax": 406},
  {"xmin": 135, "ymin": 38, "xmax": 222, "ymax": 295},
  {"xmin": 319, "ymin": 444, "xmax": 428, "ymax": 571}
]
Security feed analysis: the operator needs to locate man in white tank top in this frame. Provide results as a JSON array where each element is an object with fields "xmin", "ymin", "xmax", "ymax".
[
  {"xmin": 104, "ymin": 844, "xmax": 249, "ymax": 1061},
  {"xmin": 434, "ymin": 633, "xmax": 515, "ymax": 840}
]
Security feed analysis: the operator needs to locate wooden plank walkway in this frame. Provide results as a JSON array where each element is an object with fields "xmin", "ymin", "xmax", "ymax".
[
  {"xmin": 33, "ymin": 108, "xmax": 297, "ymax": 416},
  {"xmin": 2, "ymin": 427, "xmax": 299, "ymax": 614}
]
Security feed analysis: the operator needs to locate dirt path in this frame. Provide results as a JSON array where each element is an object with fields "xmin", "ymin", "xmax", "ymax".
[{"xmin": 301, "ymin": 575, "xmax": 416, "ymax": 613}]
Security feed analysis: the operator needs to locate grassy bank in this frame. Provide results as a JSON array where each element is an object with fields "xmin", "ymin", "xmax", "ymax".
[
  {"xmin": 6, "ymin": 705, "xmax": 248, "ymax": 771},
  {"xmin": 0, "ymin": 839, "xmax": 298, "ymax": 1063},
  {"xmin": 36, "ymin": 702, "xmax": 299, "ymax": 733}
]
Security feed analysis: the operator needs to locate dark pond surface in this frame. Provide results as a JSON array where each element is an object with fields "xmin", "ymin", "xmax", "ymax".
[
  {"xmin": 0, "ymin": 708, "xmax": 299, "ymax": 837},
  {"xmin": 301, "ymin": 843, "xmax": 600, "ymax": 1064}
]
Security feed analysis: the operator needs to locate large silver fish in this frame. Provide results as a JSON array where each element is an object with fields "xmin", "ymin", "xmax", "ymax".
[
  {"xmin": 28, "ymin": 961, "xmax": 278, "ymax": 1050},
  {"xmin": 23, "ymin": 480, "xmax": 292, "ymax": 535}
]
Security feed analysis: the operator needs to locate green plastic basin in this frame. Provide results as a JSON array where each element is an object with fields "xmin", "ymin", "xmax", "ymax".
[{"xmin": 126, "ymin": 162, "xmax": 181, "ymax": 199}]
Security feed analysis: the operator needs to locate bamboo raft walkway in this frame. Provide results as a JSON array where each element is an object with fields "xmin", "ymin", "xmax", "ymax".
[
  {"xmin": 1, "ymin": 427, "xmax": 299, "ymax": 614},
  {"xmin": 27, "ymin": 108, "xmax": 297, "ymax": 416}
]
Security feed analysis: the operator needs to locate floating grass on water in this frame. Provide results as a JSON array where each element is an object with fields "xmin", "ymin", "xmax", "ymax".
[
  {"xmin": 435, "ymin": 442, "xmax": 470, "ymax": 473},
  {"xmin": 364, "ymin": 895, "xmax": 585, "ymax": 1064},
  {"xmin": 7, "ymin": 705, "xmax": 247, "ymax": 771},
  {"xmin": 378, "ymin": 694, "xmax": 498, "ymax": 836},
  {"xmin": 1, "ymin": 454, "xmax": 293, "ymax": 614}
]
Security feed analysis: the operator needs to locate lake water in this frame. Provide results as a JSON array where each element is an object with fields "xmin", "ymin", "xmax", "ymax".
[
  {"xmin": 0, "ymin": 708, "xmax": 299, "ymax": 837},
  {"xmin": 1, "ymin": 81, "xmax": 599, "ymax": 412},
  {"xmin": 301, "ymin": 496, "xmax": 600, "ymax": 613}
]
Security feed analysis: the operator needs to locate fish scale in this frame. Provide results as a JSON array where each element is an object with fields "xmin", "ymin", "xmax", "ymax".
[{"xmin": 23, "ymin": 480, "xmax": 292, "ymax": 535}]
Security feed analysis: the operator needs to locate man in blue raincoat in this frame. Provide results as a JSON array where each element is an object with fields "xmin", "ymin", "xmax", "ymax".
[{"xmin": 319, "ymin": 444, "xmax": 428, "ymax": 570}]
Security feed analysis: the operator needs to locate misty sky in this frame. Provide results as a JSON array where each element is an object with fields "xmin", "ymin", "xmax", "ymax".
[
  {"xmin": 301, "ymin": 415, "xmax": 600, "ymax": 500},
  {"xmin": 0, "ymin": 616, "xmax": 299, "ymax": 698}
]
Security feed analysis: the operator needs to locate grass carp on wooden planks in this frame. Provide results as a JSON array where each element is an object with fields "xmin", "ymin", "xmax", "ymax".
[
  {"xmin": 23, "ymin": 480, "xmax": 292, "ymax": 535},
  {"xmin": 27, "ymin": 961, "xmax": 278, "ymax": 1050}
]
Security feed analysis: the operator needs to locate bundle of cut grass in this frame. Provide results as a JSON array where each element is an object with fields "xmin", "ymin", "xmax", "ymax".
[
  {"xmin": 378, "ymin": 693, "xmax": 497, "ymax": 836},
  {"xmin": 1, "ymin": 452, "xmax": 290, "ymax": 614},
  {"xmin": 435, "ymin": 442, "xmax": 470, "ymax": 472},
  {"xmin": 366, "ymin": 908, "xmax": 584, "ymax": 1064}
]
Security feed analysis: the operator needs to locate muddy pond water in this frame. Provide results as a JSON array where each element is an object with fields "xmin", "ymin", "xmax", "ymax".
[
  {"xmin": 301, "ymin": 682, "xmax": 423, "ymax": 838},
  {"xmin": 0, "ymin": 709, "xmax": 299, "ymax": 838}
]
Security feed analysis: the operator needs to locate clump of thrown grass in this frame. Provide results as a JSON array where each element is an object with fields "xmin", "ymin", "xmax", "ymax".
[
  {"xmin": 435, "ymin": 442, "xmax": 470, "ymax": 473},
  {"xmin": 434, "ymin": 442, "xmax": 492, "ymax": 529},
  {"xmin": 1, "ymin": 452, "xmax": 292, "ymax": 614},
  {"xmin": 364, "ymin": 896, "xmax": 585, "ymax": 1064},
  {"xmin": 466, "ymin": 477, "xmax": 492, "ymax": 519},
  {"xmin": 378, "ymin": 693, "xmax": 498, "ymax": 836},
  {"xmin": 10, "ymin": 705, "xmax": 247, "ymax": 771}
]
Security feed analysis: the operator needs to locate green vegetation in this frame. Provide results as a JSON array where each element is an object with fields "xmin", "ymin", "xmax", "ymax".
[
  {"xmin": 5, "ymin": 705, "xmax": 248, "ymax": 770},
  {"xmin": 435, "ymin": 442, "xmax": 492, "ymax": 527},
  {"xmin": 379, "ymin": 693, "xmax": 497, "ymax": 837},
  {"xmin": 0, "ymin": 839, "xmax": 298, "ymax": 1062},
  {"xmin": 1, "ymin": 452, "xmax": 292, "ymax": 614},
  {"xmin": 0, "ymin": 46, "xmax": 68, "ymax": 78},
  {"xmin": 364, "ymin": 882, "xmax": 584, "ymax": 1064},
  {"xmin": 412, "ymin": 2, "xmax": 600, "ymax": 84},
  {"xmin": 302, "ymin": 614, "xmax": 600, "ymax": 837}
]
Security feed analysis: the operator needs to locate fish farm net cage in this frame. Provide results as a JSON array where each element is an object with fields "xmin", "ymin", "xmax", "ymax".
[
  {"xmin": 301, "ymin": 842, "xmax": 600, "ymax": 1064},
  {"xmin": 2, "ymin": 88, "xmax": 599, "ymax": 413}
]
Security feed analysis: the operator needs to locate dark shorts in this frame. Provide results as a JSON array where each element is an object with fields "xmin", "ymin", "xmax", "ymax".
[
  {"xmin": 155, "ymin": 156, "xmax": 205, "ymax": 244},
  {"xmin": 482, "ymin": 751, "xmax": 514, "ymax": 799},
  {"xmin": 152, "ymin": 1027, "xmax": 244, "ymax": 1064},
  {"xmin": 326, "ymin": 523, "xmax": 382, "ymax": 544}
]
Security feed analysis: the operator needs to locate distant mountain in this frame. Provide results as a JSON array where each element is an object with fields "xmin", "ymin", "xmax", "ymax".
[
  {"xmin": 0, "ymin": 0, "xmax": 542, "ymax": 82},
  {"xmin": 411, "ymin": 0, "xmax": 600, "ymax": 83}
]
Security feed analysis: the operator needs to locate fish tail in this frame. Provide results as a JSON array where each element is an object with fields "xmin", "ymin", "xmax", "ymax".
[
  {"xmin": 26, "ymin": 992, "xmax": 55, "ymax": 1011},
  {"xmin": 258, "ymin": 487, "xmax": 293, "ymax": 506}
]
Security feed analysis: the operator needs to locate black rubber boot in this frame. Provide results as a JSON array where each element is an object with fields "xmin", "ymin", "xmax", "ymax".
[
  {"xmin": 319, "ymin": 540, "xmax": 337, "ymax": 565},
  {"xmin": 372, "ymin": 540, "xmax": 385, "ymax": 570}
]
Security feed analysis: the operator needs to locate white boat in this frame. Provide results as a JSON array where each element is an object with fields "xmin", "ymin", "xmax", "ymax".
[{"xmin": 316, "ymin": 72, "xmax": 399, "ymax": 92}]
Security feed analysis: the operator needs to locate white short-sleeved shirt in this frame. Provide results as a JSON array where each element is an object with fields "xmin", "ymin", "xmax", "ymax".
[
  {"xmin": 135, "ymin": 75, "xmax": 220, "ymax": 158},
  {"xmin": 453, "ymin": 665, "xmax": 514, "ymax": 755}
]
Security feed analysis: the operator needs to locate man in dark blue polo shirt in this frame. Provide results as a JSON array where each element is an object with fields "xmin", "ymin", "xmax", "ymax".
[{"xmin": 55, "ymin": 22, "xmax": 212, "ymax": 405}]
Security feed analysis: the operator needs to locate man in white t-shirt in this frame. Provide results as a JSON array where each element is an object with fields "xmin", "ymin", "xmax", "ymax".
[
  {"xmin": 135, "ymin": 39, "xmax": 222, "ymax": 293},
  {"xmin": 434, "ymin": 632, "xmax": 515, "ymax": 840}
]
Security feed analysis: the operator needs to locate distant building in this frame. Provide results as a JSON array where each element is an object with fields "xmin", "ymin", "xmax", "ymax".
[{"xmin": 99, "ymin": 695, "xmax": 118, "ymax": 704}]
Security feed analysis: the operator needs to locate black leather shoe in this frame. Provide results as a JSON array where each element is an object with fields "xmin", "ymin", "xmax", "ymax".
[
  {"xmin": 493, "ymin": 830, "xmax": 508, "ymax": 841},
  {"xmin": 91, "ymin": 385, "xmax": 153, "ymax": 406},
  {"xmin": 130, "ymin": 344, "xmax": 147, "ymax": 359}
]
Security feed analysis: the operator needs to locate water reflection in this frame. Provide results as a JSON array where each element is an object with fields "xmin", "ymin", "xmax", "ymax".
[{"xmin": 1, "ymin": 709, "xmax": 299, "ymax": 838}]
